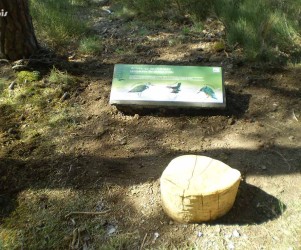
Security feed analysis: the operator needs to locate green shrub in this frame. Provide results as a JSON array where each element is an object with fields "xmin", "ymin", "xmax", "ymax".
[
  {"xmin": 129, "ymin": 0, "xmax": 168, "ymax": 17},
  {"xmin": 113, "ymin": 0, "xmax": 172, "ymax": 19},
  {"xmin": 175, "ymin": 0, "xmax": 215, "ymax": 21},
  {"xmin": 213, "ymin": 0, "xmax": 301, "ymax": 62}
]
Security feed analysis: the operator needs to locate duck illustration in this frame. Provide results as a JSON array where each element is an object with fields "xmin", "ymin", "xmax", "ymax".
[
  {"xmin": 198, "ymin": 86, "xmax": 217, "ymax": 99},
  {"xmin": 129, "ymin": 83, "xmax": 152, "ymax": 96},
  {"xmin": 166, "ymin": 82, "xmax": 181, "ymax": 93}
]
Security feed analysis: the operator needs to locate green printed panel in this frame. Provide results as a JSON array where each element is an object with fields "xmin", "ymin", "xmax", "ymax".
[{"xmin": 110, "ymin": 64, "xmax": 225, "ymax": 108}]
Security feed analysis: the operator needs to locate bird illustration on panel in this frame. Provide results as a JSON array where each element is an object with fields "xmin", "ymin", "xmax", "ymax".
[
  {"xmin": 128, "ymin": 83, "xmax": 152, "ymax": 97},
  {"xmin": 166, "ymin": 82, "xmax": 181, "ymax": 93},
  {"xmin": 198, "ymin": 85, "xmax": 217, "ymax": 100}
]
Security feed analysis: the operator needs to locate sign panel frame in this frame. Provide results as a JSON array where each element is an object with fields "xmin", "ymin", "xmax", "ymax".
[{"xmin": 109, "ymin": 64, "xmax": 226, "ymax": 109}]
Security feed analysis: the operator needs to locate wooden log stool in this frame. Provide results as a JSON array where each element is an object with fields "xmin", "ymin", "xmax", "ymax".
[{"xmin": 160, "ymin": 155, "xmax": 241, "ymax": 223}]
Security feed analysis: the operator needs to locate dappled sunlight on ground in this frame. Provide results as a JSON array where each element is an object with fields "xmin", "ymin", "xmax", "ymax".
[{"xmin": 0, "ymin": 2, "xmax": 301, "ymax": 248}]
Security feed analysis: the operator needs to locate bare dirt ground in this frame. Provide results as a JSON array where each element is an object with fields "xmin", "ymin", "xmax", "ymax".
[{"xmin": 0, "ymin": 3, "xmax": 301, "ymax": 250}]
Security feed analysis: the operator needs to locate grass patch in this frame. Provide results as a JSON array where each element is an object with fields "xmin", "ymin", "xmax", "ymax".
[
  {"xmin": 16, "ymin": 71, "xmax": 40, "ymax": 84},
  {"xmin": 110, "ymin": 4, "xmax": 137, "ymax": 21},
  {"xmin": 190, "ymin": 22, "xmax": 204, "ymax": 33},
  {"xmin": 0, "ymin": 189, "xmax": 138, "ymax": 249},
  {"xmin": 78, "ymin": 36, "xmax": 103, "ymax": 55},
  {"xmin": 212, "ymin": 40, "xmax": 226, "ymax": 52},
  {"xmin": 48, "ymin": 67, "xmax": 76, "ymax": 89},
  {"xmin": 0, "ymin": 189, "xmax": 101, "ymax": 249},
  {"xmin": 101, "ymin": 232, "xmax": 139, "ymax": 250},
  {"xmin": 48, "ymin": 105, "xmax": 81, "ymax": 129},
  {"xmin": 214, "ymin": 0, "xmax": 301, "ymax": 62},
  {"xmin": 113, "ymin": 0, "xmax": 301, "ymax": 63},
  {"xmin": 0, "ymin": 66, "xmax": 81, "ymax": 152},
  {"xmin": 114, "ymin": 0, "xmax": 169, "ymax": 19},
  {"xmin": 30, "ymin": 0, "xmax": 88, "ymax": 48},
  {"xmin": 181, "ymin": 26, "xmax": 190, "ymax": 36},
  {"xmin": 0, "ymin": 79, "xmax": 7, "ymax": 93}
]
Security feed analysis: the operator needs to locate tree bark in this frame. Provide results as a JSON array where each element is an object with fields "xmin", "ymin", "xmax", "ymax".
[{"xmin": 0, "ymin": 0, "xmax": 39, "ymax": 60}]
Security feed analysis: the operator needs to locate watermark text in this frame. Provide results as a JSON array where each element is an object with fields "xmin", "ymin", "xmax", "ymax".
[{"xmin": 0, "ymin": 9, "xmax": 8, "ymax": 17}]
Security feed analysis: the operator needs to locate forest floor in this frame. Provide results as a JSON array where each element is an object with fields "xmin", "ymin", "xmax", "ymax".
[{"xmin": 0, "ymin": 2, "xmax": 301, "ymax": 250}]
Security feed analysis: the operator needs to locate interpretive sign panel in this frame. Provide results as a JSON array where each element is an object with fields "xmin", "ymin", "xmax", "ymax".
[{"xmin": 109, "ymin": 64, "xmax": 226, "ymax": 108}]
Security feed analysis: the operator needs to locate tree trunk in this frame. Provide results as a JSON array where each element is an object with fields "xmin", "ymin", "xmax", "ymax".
[{"xmin": 0, "ymin": 0, "xmax": 39, "ymax": 60}]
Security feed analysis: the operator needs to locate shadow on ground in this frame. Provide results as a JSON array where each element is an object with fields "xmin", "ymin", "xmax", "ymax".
[
  {"xmin": 114, "ymin": 88, "xmax": 251, "ymax": 118},
  {"xmin": 213, "ymin": 181, "xmax": 286, "ymax": 225},
  {"xmin": 1, "ymin": 142, "xmax": 296, "ymax": 224}
]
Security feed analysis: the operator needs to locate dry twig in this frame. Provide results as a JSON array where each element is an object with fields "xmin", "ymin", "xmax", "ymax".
[
  {"xmin": 292, "ymin": 110, "xmax": 299, "ymax": 122},
  {"xmin": 139, "ymin": 233, "xmax": 148, "ymax": 250},
  {"xmin": 65, "ymin": 210, "xmax": 110, "ymax": 218},
  {"xmin": 269, "ymin": 150, "xmax": 292, "ymax": 171}
]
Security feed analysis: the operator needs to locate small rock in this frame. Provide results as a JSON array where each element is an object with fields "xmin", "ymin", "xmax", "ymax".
[
  {"xmin": 130, "ymin": 189, "xmax": 139, "ymax": 195},
  {"xmin": 0, "ymin": 59, "xmax": 9, "ymax": 64},
  {"xmin": 217, "ymin": 31, "xmax": 225, "ymax": 37},
  {"xmin": 153, "ymin": 232, "xmax": 159, "ymax": 242},
  {"xmin": 232, "ymin": 229, "xmax": 240, "ymax": 237},
  {"xmin": 225, "ymin": 233, "xmax": 232, "ymax": 239},
  {"xmin": 197, "ymin": 231, "xmax": 203, "ymax": 237},
  {"xmin": 7, "ymin": 128, "xmax": 17, "ymax": 134},
  {"xmin": 20, "ymin": 114, "xmax": 26, "ymax": 121},
  {"xmin": 134, "ymin": 114, "xmax": 139, "ymax": 120},
  {"xmin": 228, "ymin": 117, "xmax": 235, "ymax": 125},
  {"xmin": 106, "ymin": 224, "xmax": 117, "ymax": 235},
  {"xmin": 169, "ymin": 220, "xmax": 174, "ymax": 225},
  {"xmin": 241, "ymin": 234, "xmax": 248, "ymax": 240},
  {"xmin": 288, "ymin": 136, "xmax": 295, "ymax": 141},
  {"xmin": 272, "ymin": 102, "xmax": 278, "ymax": 107},
  {"xmin": 61, "ymin": 92, "xmax": 70, "ymax": 101},
  {"xmin": 71, "ymin": 218, "xmax": 76, "ymax": 226},
  {"xmin": 8, "ymin": 81, "xmax": 16, "ymax": 90},
  {"xmin": 96, "ymin": 200, "xmax": 106, "ymax": 212},
  {"xmin": 227, "ymin": 242, "xmax": 235, "ymax": 250},
  {"xmin": 226, "ymin": 64, "xmax": 234, "ymax": 69},
  {"xmin": 120, "ymin": 139, "xmax": 127, "ymax": 145},
  {"xmin": 83, "ymin": 242, "xmax": 89, "ymax": 250},
  {"xmin": 12, "ymin": 65, "xmax": 28, "ymax": 71},
  {"xmin": 261, "ymin": 166, "xmax": 267, "ymax": 170},
  {"xmin": 215, "ymin": 226, "xmax": 221, "ymax": 233},
  {"xmin": 95, "ymin": 127, "xmax": 107, "ymax": 138}
]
